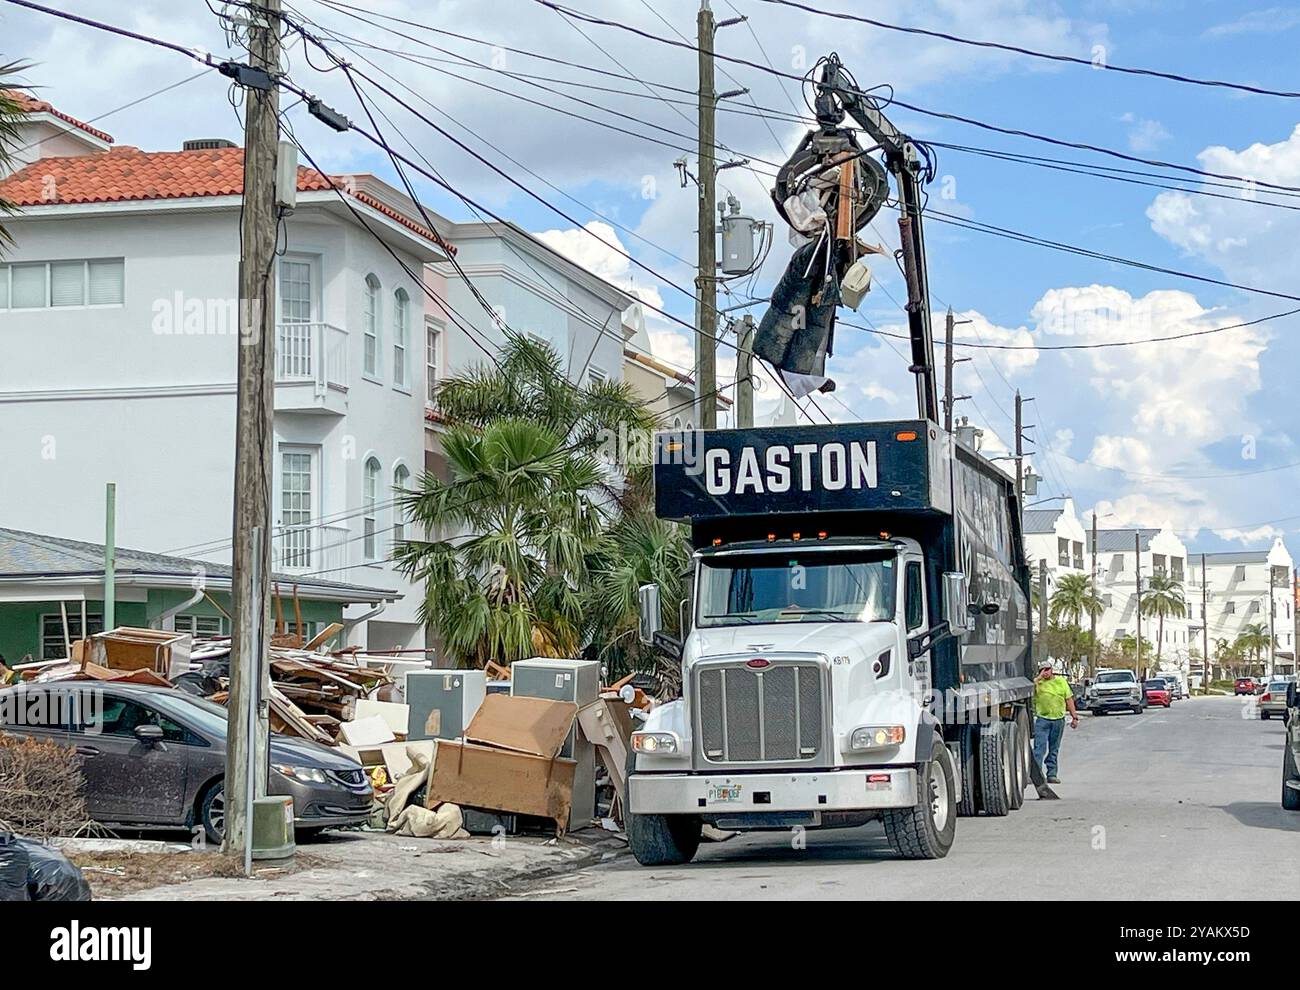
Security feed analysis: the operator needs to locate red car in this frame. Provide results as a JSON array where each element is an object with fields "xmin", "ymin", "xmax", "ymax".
[
  {"xmin": 1143, "ymin": 679, "xmax": 1173, "ymax": 707},
  {"xmin": 1236, "ymin": 677, "xmax": 1258, "ymax": 696}
]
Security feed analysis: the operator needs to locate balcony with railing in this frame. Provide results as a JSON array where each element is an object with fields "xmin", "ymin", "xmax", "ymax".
[
  {"xmin": 275, "ymin": 322, "xmax": 349, "ymax": 415},
  {"xmin": 272, "ymin": 523, "xmax": 351, "ymax": 576}
]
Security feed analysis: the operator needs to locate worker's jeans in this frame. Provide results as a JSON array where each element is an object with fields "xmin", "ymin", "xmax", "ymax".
[{"xmin": 1033, "ymin": 716, "xmax": 1066, "ymax": 778}]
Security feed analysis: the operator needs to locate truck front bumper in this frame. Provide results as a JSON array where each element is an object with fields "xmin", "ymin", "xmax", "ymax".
[{"xmin": 628, "ymin": 767, "xmax": 917, "ymax": 815}]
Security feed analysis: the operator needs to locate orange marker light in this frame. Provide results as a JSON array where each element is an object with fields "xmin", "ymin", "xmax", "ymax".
[
  {"xmin": 895, "ymin": 430, "xmax": 918, "ymax": 441},
  {"xmin": 817, "ymin": 531, "xmax": 828, "ymax": 539},
  {"xmin": 792, "ymin": 532, "xmax": 801, "ymax": 541},
  {"xmin": 712, "ymin": 538, "xmax": 722, "ymax": 546}
]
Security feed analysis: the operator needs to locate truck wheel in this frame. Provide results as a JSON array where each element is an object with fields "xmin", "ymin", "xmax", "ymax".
[
  {"xmin": 881, "ymin": 734, "xmax": 956, "ymax": 860},
  {"xmin": 1015, "ymin": 708, "xmax": 1033, "ymax": 799},
  {"xmin": 627, "ymin": 811, "xmax": 702, "ymax": 866},
  {"xmin": 956, "ymin": 723, "xmax": 980, "ymax": 817},
  {"xmin": 624, "ymin": 752, "xmax": 701, "ymax": 866},
  {"xmin": 1283, "ymin": 743, "xmax": 1300, "ymax": 812},
  {"xmin": 1005, "ymin": 721, "xmax": 1025, "ymax": 811},
  {"xmin": 977, "ymin": 720, "xmax": 1011, "ymax": 817}
]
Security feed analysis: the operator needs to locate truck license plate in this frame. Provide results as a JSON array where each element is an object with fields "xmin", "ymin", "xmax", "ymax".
[{"xmin": 708, "ymin": 784, "xmax": 742, "ymax": 803}]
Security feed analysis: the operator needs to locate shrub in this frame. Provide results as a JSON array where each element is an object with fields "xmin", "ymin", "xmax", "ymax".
[{"xmin": 0, "ymin": 732, "xmax": 88, "ymax": 840}]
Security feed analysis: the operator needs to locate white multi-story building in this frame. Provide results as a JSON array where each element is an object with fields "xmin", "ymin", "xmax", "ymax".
[
  {"xmin": 1187, "ymin": 538, "xmax": 1296, "ymax": 677},
  {"xmin": 1094, "ymin": 525, "xmax": 1194, "ymax": 672},
  {"xmin": 0, "ymin": 103, "xmax": 451, "ymax": 651},
  {"xmin": 1023, "ymin": 499, "xmax": 1088, "ymax": 587}
]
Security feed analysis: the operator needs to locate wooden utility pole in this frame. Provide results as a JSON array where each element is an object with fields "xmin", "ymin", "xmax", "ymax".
[
  {"xmin": 226, "ymin": 0, "xmax": 282, "ymax": 858},
  {"xmin": 1268, "ymin": 566, "xmax": 1277, "ymax": 679},
  {"xmin": 1201, "ymin": 555, "xmax": 1210, "ymax": 692},
  {"xmin": 1089, "ymin": 511, "xmax": 1098, "ymax": 677},
  {"xmin": 1013, "ymin": 390, "xmax": 1025, "ymax": 522},
  {"xmin": 1038, "ymin": 558, "xmax": 1049, "ymax": 664},
  {"xmin": 1134, "ymin": 531, "xmax": 1143, "ymax": 678},
  {"xmin": 943, "ymin": 309, "xmax": 954, "ymax": 433},
  {"xmin": 736, "ymin": 314, "xmax": 755, "ymax": 428},
  {"xmin": 941, "ymin": 309, "xmax": 971, "ymax": 436},
  {"xmin": 695, "ymin": 0, "xmax": 718, "ymax": 430}
]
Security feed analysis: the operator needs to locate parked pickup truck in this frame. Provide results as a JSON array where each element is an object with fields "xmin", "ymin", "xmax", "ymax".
[
  {"xmin": 627, "ymin": 421, "xmax": 1037, "ymax": 864},
  {"xmin": 1089, "ymin": 669, "xmax": 1144, "ymax": 715}
]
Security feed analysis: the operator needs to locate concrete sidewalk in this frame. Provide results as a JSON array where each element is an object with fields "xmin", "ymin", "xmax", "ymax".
[{"xmin": 113, "ymin": 829, "xmax": 625, "ymax": 901}]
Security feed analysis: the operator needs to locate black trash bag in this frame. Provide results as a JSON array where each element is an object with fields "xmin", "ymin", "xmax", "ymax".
[
  {"xmin": 0, "ymin": 833, "xmax": 31, "ymax": 902},
  {"xmin": 20, "ymin": 839, "xmax": 92, "ymax": 902},
  {"xmin": 755, "ymin": 237, "xmax": 839, "ymax": 387}
]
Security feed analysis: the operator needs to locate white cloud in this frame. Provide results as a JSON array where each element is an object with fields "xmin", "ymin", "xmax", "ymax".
[
  {"xmin": 1119, "ymin": 112, "xmax": 1170, "ymax": 153},
  {"xmin": 1147, "ymin": 124, "xmax": 1300, "ymax": 287},
  {"xmin": 1203, "ymin": 7, "xmax": 1300, "ymax": 37}
]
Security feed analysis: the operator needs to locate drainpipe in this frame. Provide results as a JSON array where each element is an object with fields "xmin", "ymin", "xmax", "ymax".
[
  {"xmin": 341, "ymin": 601, "xmax": 387, "ymax": 647},
  {"xmin": 104, "ymin": 483, "xmax": 116, "ymax": 630},
  {"xmin": 154, "ymin": 586, "xmax": 206, "ymax": 632}
]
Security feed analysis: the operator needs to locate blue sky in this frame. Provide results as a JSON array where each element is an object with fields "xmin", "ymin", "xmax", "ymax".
[{"xmin": 5, "ymin": 0, "xmax": 1299, "ymax": 562}]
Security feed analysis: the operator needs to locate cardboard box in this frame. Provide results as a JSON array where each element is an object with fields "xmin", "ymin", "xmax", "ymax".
[{"xmin": 425, "ymin": 694, "xmax": 579, "ymax": 834}]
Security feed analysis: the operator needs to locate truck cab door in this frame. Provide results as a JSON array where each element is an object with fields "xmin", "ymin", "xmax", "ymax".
[{"xmin": 903, "ymin": 557, "xmax": 932, "ymax": 697}]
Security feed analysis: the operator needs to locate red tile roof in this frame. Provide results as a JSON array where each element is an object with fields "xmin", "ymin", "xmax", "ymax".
[
  {"xmin": 4, "ymin": 89, "xmax": 114, "ymax": 144},
  {"xmin": 0, "ymin": 146, "xmax": 453, "ymax": 253}
]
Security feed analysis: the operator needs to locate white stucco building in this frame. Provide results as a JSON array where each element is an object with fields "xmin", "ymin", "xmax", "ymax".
[
  {"xmin": 0, "ymin": 106, "xmax": 450, "ymax": 650},
  {"xmin": 1094, "ymin": 525, "xmax": 1194, "ymax": 672},
  {"xmin": 1187, "ymin": 538, "xmax": 1296, "ymax": 677}
]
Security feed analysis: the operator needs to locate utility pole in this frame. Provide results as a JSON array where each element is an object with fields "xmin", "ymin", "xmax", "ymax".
[
  {"xmin": 1201, "ymin": 555, "xmax": 1210, "ymax": 693},
  {"xmin": 103, "ymin": 482, "xmax": 116, "ymax": 631},
  {"xmin": 1134, "ymin": 531, "xmax": 1143, "ymax": 678},
  {"xmin": 695, "ymin": 0, "xmax": 718, "ymax": 430},
  {"xmin": 940, "ymin": 309, "xmax": 972, "ymax": 435},
  {"xmin": 1089, "ymin": 511, "xmax": 1098, "ymax": 677},
  {"xmin": 1268, "ymin": 566, "xmax": 1277, "ymax": 679},
  {"xmin": 227, "ymin": 0, "xmax": 282, "ymax": 858},
  {"xmin": 736, "ymin": 314, "xmax": 755, "ymax": 428},
  {"xmin": 1038, "ymin": 558, "xmax": 1049, "ymax": 664}
]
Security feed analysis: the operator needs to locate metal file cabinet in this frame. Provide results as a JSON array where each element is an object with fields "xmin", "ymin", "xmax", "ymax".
[
  {"xmin": 405, "ymin": 669, "xmax": 487, "ymax": 741},
  {"xmin": 510, "ymin": 658, "xmax": 601, "ymax": 831}
]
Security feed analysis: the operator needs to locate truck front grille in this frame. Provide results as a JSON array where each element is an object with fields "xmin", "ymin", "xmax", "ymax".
[{"xmin": 696, "ymin": 661, "xmax": 824, "ymax": 764}]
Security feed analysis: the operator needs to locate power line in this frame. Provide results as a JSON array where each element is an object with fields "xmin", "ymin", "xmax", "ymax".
[
  {"xmin": 840, "ymin": 306, "xmax": 1300, "ymax": 352},
  {"xmin": 926, "ymin": 208, "xmax": 1300, "ymax": 304},
  {"xmin": 277, "ymin": 26, "xmax": 826, "ymax": 422},
  {"xmin": 534, "ymin": 0, "xmax": 1300, "ymax": 196},
  {"xmin": 754, "ymin": 0, "xmax": 1300, "ymax": 101}
]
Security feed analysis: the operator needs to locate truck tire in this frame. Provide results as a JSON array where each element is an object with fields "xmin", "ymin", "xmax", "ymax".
[
  {"xmin": 977, "ymin": 720, "xmax": 1011, "ymax": 817},
  {"xmin": 624, "ymin": 753, "xmax": 701, "ymax": 866},
  {"xmin": 1005, "ymin": 721, "xmax": 1025, "ymax": 811},
  {"xmin": 956, "ymin": 723, "xmax": 980, "ymax": 817},
  {"xmin": 1283, "ymin": 741, "xmax": 1300, "ymax": 812},
  {"xmin": 627, "ymin": 811, "xmax": 703, "ymax": 866},
  {"xmin": 1015, "ymin": 708, "xmax": 1033, "ymax": 799},
  {"xmin": 881, "ymin": 734, "xmax": 956, "ymax": 860}
]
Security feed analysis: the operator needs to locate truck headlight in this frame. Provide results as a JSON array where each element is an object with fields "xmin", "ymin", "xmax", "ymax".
[
  {"xmin": 631, "ymin": 731, "xmax": 681, "ymax": 755},
  {"xmin": 849, "ymin": 725, "xmax": 906, "ymax": 751}
]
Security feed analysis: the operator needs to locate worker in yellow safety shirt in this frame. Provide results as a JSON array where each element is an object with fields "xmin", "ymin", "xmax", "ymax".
[{"xmin": 1033, "ymin": 659, "xmax": 1078, "ymax": 784}]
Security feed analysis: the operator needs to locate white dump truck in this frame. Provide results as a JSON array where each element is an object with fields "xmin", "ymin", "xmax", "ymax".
[{"xmin": 626, "ymin": 421, "xmax": 1040, "ymax": 863}]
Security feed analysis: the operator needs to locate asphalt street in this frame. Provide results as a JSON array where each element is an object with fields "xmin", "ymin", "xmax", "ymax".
[{"xmin": 540, "ymin": 696, "xmax": 1299, "ymax": 900}]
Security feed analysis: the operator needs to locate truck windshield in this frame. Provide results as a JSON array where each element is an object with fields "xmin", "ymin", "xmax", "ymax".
[{"xmin": 697, "ymin": 549, "xmax": 896, "ymax": 627}]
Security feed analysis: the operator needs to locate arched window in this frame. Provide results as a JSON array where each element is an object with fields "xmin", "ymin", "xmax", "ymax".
[
  {"xmin": 363, "ymin": 275, "xmax": 381, "ymax": 377},
  {"xmin": 393, "ymin": 288, "xmax": 409, "ymax": 388},
  {"xmin": 393, "ymin": 463, "xmax": 410, "ymax": 544},
  {"xmin": 363, "ymin": 456, "xmax": 381, "ymax": 560}
]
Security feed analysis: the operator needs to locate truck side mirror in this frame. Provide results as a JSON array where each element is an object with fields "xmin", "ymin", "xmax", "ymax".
[
  {"xmin": 1288, "ymin": 682, "xmax": 1297, "ymax": 710},
  {"xmin": 638, "ymin": 584, "xmax": 663, "ymax": 646},
  {"xmin": 943, "ymin": 572, "xmax": 970, "ymax": 632}
]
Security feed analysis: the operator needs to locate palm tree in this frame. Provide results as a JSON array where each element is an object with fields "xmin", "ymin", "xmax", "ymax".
[
  {"xmin": 1140, "ymin": 572, "xmax": 1187, "ymax": 663},
  {"xmin": 1235, "ymin": 623, "xmax": 1272, "ymax": 677},
  {"xmin": 1, "ymin": 66, "xmax": 33, "ymax": 249},
  {"xmin": 1047, "ymin": 573, "xmax": 1104, "ymax": 670},
  {"xmin": 585, "ymin": 468, "xmax": 690, "ymax": 693},
  {"xmin": 394, "ymin": 334, "xmax": 654, "ymax": 667}
]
